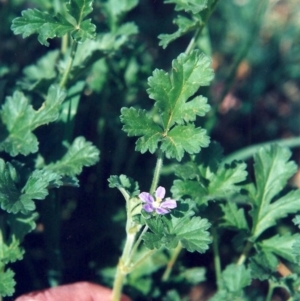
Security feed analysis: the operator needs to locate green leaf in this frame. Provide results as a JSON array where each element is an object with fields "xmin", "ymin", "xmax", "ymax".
[
  {"xmin": 11, "ymin": 0, "xmax": 96, "ymax": 46},
  {"xmin": 220, "ymin": 202, "xmax": 249, "ymax": 231},
  {"xmin": 148, "ymin": 50, "xmax": 213, "ymax": 129},
  {"xmin": 105, "ymin": 0, "xmax": 138, "ymax": 19},
  {"xmin": 46, "ymin": 136, "xmax": 100, "ymax": 177},
  {"xmin": 0, "ymin": 269, "xmax": 15, "ymax": 297},
  {"xmin": 164, "ymin": 0, "xmax": 208, "ymax": 14},
  {"xmin": 159, "ymin": 15, "xmax": 199, "ymax": 49},
  {"xmin": 260, "ymin": 234, "xmax": 300, "ymax": 263},
  {"xmin": 222, "ymin": 264, "xmax": 251, "ymax": 292},
  {"xmin": 160, "ymin": 124, "xmax": 210, "ymax": 161},
  {"xmin": 120, "ymin": 107, "xmax": 163, "ymax": 154},
  {"xmin": 249, "ymin": 251, "xmax": 279, "ymax": 281},
  {"xmin": 171, "ymin": 179, "xmax": 207, "ymax": 204},
  {"xmin": 20, "ymin": 50, "xmax": 59, "ymax": 91},
  {"xmin": 166, "ymin": 214, "xmax": 211, "ymax": 253},
  {"xmin": 0, "ymin": 164, "xmax": 62, "ymax": 214},
  {"xmin": 207, "ymin": 160, "xmax": 247, "ymax": 198},
  {"xmin": 108, "ymin": 174, "xmax": 139, "ymax": 198},
  {"xmin": 249, "ymin": 145, "xmax": 299, "ymax": 239},
  {"xmin": 0, "ymin": 85, "xmax": 66, "ymax": 156},
  {"xmin": 121, "ymin": 51, "xmax": 213, "ymax": 160},
  {"xmin": 292, "ymin": 215, "xmax": 300, "ymax": 227},
  {"xmin": 8, "ymin": 212, "xmax": 38, "ymax": 242}
]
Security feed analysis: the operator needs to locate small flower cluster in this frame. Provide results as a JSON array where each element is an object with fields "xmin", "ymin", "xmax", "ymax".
[{"xmin": 139, "ymin": 186, "xmax": 177, "ymax": 215}]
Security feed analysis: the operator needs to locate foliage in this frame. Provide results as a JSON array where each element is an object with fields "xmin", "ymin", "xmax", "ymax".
[{"xmin": 1, "ymin": 0, "xmax": 300, "ymax": 300}]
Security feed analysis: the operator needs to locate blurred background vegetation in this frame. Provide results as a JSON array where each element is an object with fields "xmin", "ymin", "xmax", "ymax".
[{"xmin": 0, "ymin": 0, "xmax": 300, "ymax": 300}]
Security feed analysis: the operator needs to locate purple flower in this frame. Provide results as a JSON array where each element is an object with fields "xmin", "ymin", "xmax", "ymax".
[{"xmin": 139, "ymin": 186, "xmax": 177, "ymax": 215}]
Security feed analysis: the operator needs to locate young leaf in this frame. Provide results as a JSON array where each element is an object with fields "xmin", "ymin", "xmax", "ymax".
[
  {"xmin": 249, "ymin": 145, "xmax": 299, "ymax": 240},
  {"xmin": 222, "ymin": 264, "xmax": 251, "ymax": 292},
  {"xmin": 45, "ymin": 137, "xmax": 100, "ymax": 177},
  {"xmin": 108, "ymin": 174, "xmax": 139, "ymax": 198},
  {"xmin": 207, "ymin": 160, "xmax": 247, "ymax": 199},
  {"xmin": 159, "ymin": 15, "xmax": 200, "ymax": 49},
  {"xmin": 249, "ymin": 251, "xmax": 279, "ymax": 281},
  {"xmin": 11, "ymin": 0, "xmax": 96, "ymax": 46},
  {"xmin": 0, "ymin": 269, "xmax": 15, "ymax": 297},
  {"xmin": 0, "ymin": 85, "xmax": 66, "ymax": 156},
  {"xmin": 220, "ymin": 202, "xmax": 249, "ymax": 231},
  {"xmin": 121, "ymin": 50, "xmax": 213, "ymax": 160},
  {"xmin": 259, "ymin": 234, "xmax": 300, "ymax": 264},
  {"xmin": 164, "ymin": 0, "xmax": 208, "ymax": 14},
  {"xmin": 147, "ymin": 50, "xmax": 213, "ymax": 129}
]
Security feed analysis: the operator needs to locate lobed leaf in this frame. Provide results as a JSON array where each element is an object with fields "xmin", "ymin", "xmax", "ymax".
[
  {"xmin": 164, "ymin": 0, "xmax": 208, "ymax": 14},
  {"xmin": 0, "ymin": 269, "xmax": 15, "ymax": 297},
  {"xmin": 147, "ymin": 50, "xmax": 213, "ymax": 129},
  {"xmin": 249, "ymin": 145, "xmax": 299, "ymax": 239},
  {"xmin": 260, "ymin": 234, "xmax": 300, "ymax": 264},
  {"xmin": 220, "ymin": 202, "xmax": 249, "ymax": 231},
  {"xmin": 160, "ymin": 124, "xmax": 210, "ymax": 161},
  {"xmin": 46, "ymin": 136, "xmax": 100, "ymax": 177},
  {"xmin": 11, "ymin": 0, "xmax": 96, "ymax": 46},
  {"xmin": 0, "ymin": 85, "xmax": 66, "ymax": 156}
]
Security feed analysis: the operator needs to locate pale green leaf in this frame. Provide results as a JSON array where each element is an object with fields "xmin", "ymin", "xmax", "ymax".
[
  {"xmin": 250, "ymin": 145, "xmax": 298, "ymax": 239},
  {"xmin": 165, "ymin": 0, "xmax": 208, "ymax": 14},
  {"xmin": 0, "ymin": 85, "xmax": 66, "ymax": 156},
  {"xmin": 260, "ymin": 234, "xmax": 300, "ymax": 263},
  {"xmin": 222, "ymin": 264, "xmax": 251, "ymax": 292},
  {"xmin": 0, "ymin": 269, "xmax": 15, "ymax": 297}
]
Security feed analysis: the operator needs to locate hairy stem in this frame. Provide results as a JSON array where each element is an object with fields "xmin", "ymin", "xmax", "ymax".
[
  {"xmin": 237, "ymin": 240, "xmax": 253, "ymax": 265},
  {"xmin": 150, "ymin": 150, "xmax": 163, "ymax": 194},
  {"xmin": 184, "ymin": 0, "xmax": 220, "ymax": 55},
  {"xmin": 59, "ymin": 40, "xmax": 78, "ymax": 89},
  {"xmin": 162, "ymin": 243, "xmax": 182, "ymax": 281},
  {"xmin": 212, "ymin": 227, "xmax": 222, "ymax": 289}
]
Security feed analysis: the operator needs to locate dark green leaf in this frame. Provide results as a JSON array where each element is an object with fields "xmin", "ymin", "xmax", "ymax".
[
  {"xmin": 208, "ymin": 161, "xmax": 247, "ymax": 197},
  {"xmin": 249, "ymin": 251, "xmax": 279, "ymax": 281},
  {"xmin": 46, "ymin": 136, "xmax": 100, "ymax": 177},
  {"xmin": 171, "ymin": 179, "xmax": 207, "ymax": 204},
  {"xmin": 220, "ymin": 202, "xmax": 249, "ymax": 231}
]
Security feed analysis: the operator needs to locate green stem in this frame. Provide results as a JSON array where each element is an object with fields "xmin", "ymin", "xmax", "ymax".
[
  {"xmin": 237, "ymin": 240, "xmax": 253, "ymax": 265},
  {"xmin": 149, "ymin": 150, "xmax": 163, "ymax": 194},
  {"xmin": 59, "ymin": 41, "xmax": 78, "ymax": 89},
  {"xmin": 184, "ymin": 0, "xmax": 220, "ymax": 55},
  {"xmin": 162, "ymin": 243, "xmax": 182, "ymax": 281},
  {"xmin": 212, "ymin": 227, "xmax": 222, "ymax": 289},
  {"xmin": 266, "ymin": 280, "xmax": 276, "ymax": 301}
]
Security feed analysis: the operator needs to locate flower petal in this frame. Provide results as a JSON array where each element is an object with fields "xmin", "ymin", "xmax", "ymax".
[
  {"xmin": 160, "ymin": 199, "xmax": 177, "ymax": 209},
  {"xmin": 155, "ymin": 186, "xmax": 165, "ymax": 199},
  {"xmin": 143, "ymin": 203, "xmax": 154, "ymax": 213},
  {"xmin": 139, "ymin": 192, "xmax": 154, "ymax": 204},
  {"xmin": 156, "ymin": 207, "xmax": 170, "ymax": 215}
]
